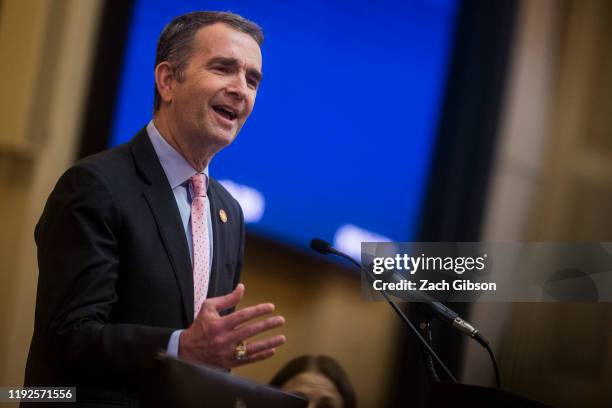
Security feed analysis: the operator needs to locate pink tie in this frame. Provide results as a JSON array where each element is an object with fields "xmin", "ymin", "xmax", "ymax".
[{"xmin": 191, "ymin": 173, "xmax": 210, "ymax": 318}]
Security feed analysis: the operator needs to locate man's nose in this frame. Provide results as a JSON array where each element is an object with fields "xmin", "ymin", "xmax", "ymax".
[{"xmin": 226, "ymin": 74, "xmax": 248, "ymax": 99}]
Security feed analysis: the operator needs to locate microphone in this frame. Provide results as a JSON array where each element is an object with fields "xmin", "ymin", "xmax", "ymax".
[
  {"xmin": 310, "ymin": 238, "xmax": 458, "ymax": 383},
  {"xmin": 310, "ymin": 238, "xmax": 353, "ymax": 262},
  {"xmin": 310, "ymin": 238, "xmax": 338, "ymax": 255},
  {"xmin": 310, "ymin": 238, "xmax": 488, "ymax": 348}
]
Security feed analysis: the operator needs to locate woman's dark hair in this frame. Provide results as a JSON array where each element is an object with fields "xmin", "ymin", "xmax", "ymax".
[{"xmin": 270, "ymin": 355, "xmax": 357, "ymax": 408}]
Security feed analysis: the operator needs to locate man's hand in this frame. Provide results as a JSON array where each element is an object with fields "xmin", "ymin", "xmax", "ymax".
[{"xmin": 178, "ymin": 283, "xmax": 286, "ymax": 368}]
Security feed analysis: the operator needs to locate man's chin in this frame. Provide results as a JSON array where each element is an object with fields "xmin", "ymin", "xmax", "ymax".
[
  {"xmin": 194, "ymin": 123, "xmax": 239, "ymax": 151},
  {"xmin": 208, "ymin": 129, "xmax": 238, "ymax": 148}
]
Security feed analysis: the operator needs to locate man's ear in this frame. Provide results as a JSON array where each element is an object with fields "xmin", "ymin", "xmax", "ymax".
[{"xmin": 155, "ymin": 61, "xmax": 176, "ymax": 106}]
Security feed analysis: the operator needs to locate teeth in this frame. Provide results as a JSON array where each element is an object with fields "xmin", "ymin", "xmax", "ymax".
[{"xmin": 215, "ymin": 106, "xmax": 236, "ymax": 120}]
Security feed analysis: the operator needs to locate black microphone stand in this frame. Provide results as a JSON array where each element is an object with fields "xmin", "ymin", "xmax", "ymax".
[
  {"xmin": 310, "ymin": 238, "xmax": 502, "ymax": 388},
  {"xmin": 315, "ymin": 242, "xmax": 459, "ymax": 383},
  {"xmin": 419, "ymin": 319, "xmax": 441, "ymax": 382}
]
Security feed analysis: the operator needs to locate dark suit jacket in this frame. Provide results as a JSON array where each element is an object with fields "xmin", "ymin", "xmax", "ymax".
[{"xmin": 23, "ymin": 128, "xmax": 245, "ymax": 406}]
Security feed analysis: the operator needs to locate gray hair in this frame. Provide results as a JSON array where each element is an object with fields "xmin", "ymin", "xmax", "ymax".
[{"xmin": 153, "ymin": 11, "xmax": 264, "ymax": 111}]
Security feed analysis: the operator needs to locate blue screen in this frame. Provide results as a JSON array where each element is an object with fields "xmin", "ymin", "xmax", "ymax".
[{"xmin": 110, "ymin": 0, "xmax": 458, "ymax": 258}]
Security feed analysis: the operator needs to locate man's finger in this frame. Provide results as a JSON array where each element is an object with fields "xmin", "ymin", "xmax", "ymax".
[
  {"xmin": 228, "ymin": 315, "xmax": 285, "ymax": 342},
  {"xmin": 206, "ymin": 283, "xmax": 245, "ymax": 312},
  {"xmin": 234, "ymin": 348, "xmax": 276, "ymax": 367},
  {"xmin": 244, "ymin": 335, "xmax": 286, "ymax": 356},
  {"xmin": 221, "ymin": 303, "xmax": 276, "ymax": 329}
]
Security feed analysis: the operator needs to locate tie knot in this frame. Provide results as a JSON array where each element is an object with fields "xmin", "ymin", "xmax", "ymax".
[{"xmin": 190, "ymin": 173, "xmax": 207, "ymax": 198}]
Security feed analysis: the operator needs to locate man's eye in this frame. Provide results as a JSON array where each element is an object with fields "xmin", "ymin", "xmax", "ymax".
[
  {"xmin": 247, "ymin": 79, "xmax": 258, "ymax": 89},
  {"xmin": 215, "ymin": 66, "xmax": 231, "ymax": 73}
]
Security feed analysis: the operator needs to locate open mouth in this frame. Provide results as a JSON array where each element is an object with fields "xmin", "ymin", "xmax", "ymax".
[{"xmin": 212, "ymin": 105, "xmax": 237, "ymax": 121}]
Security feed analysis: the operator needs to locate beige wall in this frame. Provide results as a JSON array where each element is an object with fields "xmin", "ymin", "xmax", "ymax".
[
  {"xmin": 0, "ymin": 1, "xmax": 103, "ymax": 399},
  {"xmin": 462, "ymin": 0, "xmax": 561, "ymax": 388},
  {"xmin": 503, "ymin": 1, "xmax": 612, "ymax": 406},
  {"xmin": 465, "ymin": 0, "xmax": 612, "ymax": 407}
]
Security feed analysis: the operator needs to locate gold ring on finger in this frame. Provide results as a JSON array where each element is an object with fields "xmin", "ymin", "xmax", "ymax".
[{"xmin": 234, "ymin": 341, "xmax": 248, "ymax": 361}]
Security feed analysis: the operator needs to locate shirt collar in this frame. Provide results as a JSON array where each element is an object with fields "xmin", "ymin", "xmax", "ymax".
[{"xmin": 146, "ymin": 120, "xmax": 209, "ymax": 189}]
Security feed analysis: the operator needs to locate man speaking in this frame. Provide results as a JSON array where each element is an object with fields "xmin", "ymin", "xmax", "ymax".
[{"xmin": 24, "ymin": 11, "xmax": 285, "ymax": 405}]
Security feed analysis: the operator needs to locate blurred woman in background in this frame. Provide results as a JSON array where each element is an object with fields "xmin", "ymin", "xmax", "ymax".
[{"xmin": 270, "ymin": 355, "xmax": 357, "ymax": 408}]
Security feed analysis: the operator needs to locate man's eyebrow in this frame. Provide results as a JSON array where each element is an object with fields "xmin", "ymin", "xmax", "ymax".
[
  {"xmin": 206, "ymin": 56, "xmax": 262, "ymax": 83},
  {"xmin": 206, "ymin": 56, "xmax": 239, "ymax": 67}
]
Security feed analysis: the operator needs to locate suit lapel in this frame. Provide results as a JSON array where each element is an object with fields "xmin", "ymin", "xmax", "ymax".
[
  {"xmin": 207, "ymin": 183, "xmax": 222, "ymax": 298},
  {"xmin": 130, "ymin": 128, "xmax": 193, "ymax": 323}
]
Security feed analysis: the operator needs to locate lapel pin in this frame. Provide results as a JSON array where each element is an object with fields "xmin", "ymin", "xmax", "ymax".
[{"xmin": 219, "ymin": 209, "xmax": 228, "ymax": 223}]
